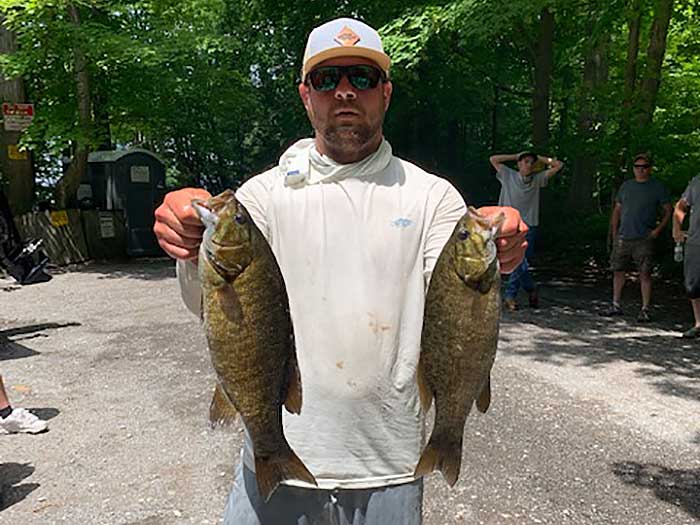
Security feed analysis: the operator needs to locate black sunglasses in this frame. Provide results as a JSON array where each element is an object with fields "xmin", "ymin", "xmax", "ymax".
[
  {"xmin": 633, "ymin": 163, "xmax": 651, "ymax": 168},
  {"xmin": 306, "ymin": 65, "xmax": 386, "ymax": 92}
]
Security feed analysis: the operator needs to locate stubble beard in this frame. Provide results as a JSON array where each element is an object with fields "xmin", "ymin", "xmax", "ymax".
[{"xmin": 317, "ymin": 107, "xmax": 385, "ymax": 164}]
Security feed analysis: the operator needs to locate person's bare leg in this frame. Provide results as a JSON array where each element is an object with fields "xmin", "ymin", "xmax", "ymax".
[
  {"xmin": 691, "ymin": 298, "xmax": 700, "ymax": 327},
  {"xmin": 613, "ymin": 271, "xmax": 625, "ymax": 304},
  {"xmin": 0, "ymin": 375, "xmax": 11, "ymax": 410},
  {"xmin": 640, "ymin": 272, "xmax": 652, "ymax": 309}
]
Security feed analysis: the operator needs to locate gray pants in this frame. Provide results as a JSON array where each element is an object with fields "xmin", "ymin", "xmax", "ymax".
[{"xmin": 223, "ymin": 465, "xmax": 423, "ymax": 525}]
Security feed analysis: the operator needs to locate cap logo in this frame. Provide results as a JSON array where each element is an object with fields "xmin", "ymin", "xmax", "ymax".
[{"xmin": 334, "ymin": 26, "xmax": 361, "ymax": 46}]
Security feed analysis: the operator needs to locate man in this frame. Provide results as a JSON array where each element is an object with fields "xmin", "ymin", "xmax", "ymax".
[
  {"xmin": 606, "ymin": 153, "xmax": 672, "ymax": 322},
  {"xmin": 489, "ymin": 151, "xmax": 564, "ymax": 311},
  {"xmin": 673, "ymin": 176, "xmax": 700, "ymax": 338},
  {"xmin": 154, "ymin": 17, "xmax": 527, "ymax": 525}
]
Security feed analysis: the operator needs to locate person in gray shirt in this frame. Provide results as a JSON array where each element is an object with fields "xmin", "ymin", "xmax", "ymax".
[
  {"xmin": 673, "ymin": 175, "xmax": 700, "ymax": 337},
  {"xmin": 490, "ymin": 151, "xmax": 564, "ymax": 311},
  {"xmin": 605, "ymin": 153, "xmax": 672, "ymax": 322}
]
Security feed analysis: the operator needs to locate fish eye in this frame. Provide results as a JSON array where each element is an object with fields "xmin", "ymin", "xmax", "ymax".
[
  {"xmin": 457, "ymin": 230, "xmax": 470, "ymax": 241},
  {"xmin": 234, "ymin": 213, "xmax": 247, "ymax": 224}
]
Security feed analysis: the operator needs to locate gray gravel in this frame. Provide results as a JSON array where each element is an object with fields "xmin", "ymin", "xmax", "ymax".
[{"xmin": 1, "ymin": 260, "xmax": 698, "ymax": 524}]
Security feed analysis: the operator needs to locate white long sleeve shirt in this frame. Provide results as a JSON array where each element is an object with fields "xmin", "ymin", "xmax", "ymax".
[{"xmin": 178, "ymin": 139, "xmax": 466, "ymax": 489}]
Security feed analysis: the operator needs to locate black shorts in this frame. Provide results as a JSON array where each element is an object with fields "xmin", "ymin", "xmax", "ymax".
[{"xmin": 684, "ymin": 243, "xmax": 700, "ymax": 299}]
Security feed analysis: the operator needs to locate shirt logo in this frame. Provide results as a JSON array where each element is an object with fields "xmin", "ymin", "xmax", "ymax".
[
  {"xmin": 392, "ymin": 218, "xmax": 414, "ymax": 228},
  {"xmin": 335, "ymin": 26, "xmax": 361, "ymax": 47}
]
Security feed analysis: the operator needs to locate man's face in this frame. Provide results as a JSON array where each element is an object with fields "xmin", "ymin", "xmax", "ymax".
[
  {"xmin": 633, "ymin": 159, "xmax": 652, "ymax": 178},
  {"xmin": 298, "ymin": 56, "xmax": 393, "ymax": 164},
  {"xmin": 517, "ymin": 156, "xmax": 536, "ymax": 176}
]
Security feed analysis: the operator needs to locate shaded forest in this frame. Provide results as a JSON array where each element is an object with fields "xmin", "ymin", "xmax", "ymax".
[{"xmin": 0, "ymin": 0, "xmax": 698, "ymax": 263}]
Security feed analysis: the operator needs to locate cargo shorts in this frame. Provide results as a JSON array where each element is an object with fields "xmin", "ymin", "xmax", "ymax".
[
  {"xmin": 684, "ymin": 243, "xmax": 700, "ymax": 299},
  {"xmin": 610, "ymin": 237, "xmax": 654, "ymax": 274}
]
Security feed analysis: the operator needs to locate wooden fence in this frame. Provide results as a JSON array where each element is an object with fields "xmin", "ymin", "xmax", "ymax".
[{"xmin": 14, "ymin": 209, "xmax": 127, "ymax": 265}]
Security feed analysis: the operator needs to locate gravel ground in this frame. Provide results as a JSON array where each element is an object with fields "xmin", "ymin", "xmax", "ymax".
[{"xmin": 0, "ymin": 259, "xmax": 698, "ymax": 524}]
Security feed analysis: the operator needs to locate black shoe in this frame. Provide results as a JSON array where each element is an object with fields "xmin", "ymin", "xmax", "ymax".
[
  {"xmin": 637, "ymin": 308, "xmax": 651, "ymax": 323},
  {"xmin": 603, "ymin": 304, "xmax": 623, "ymax": 316},
  {"xmin": 682, "ymin": 326, "xmax": 700, "ymax": 338},
  {"xmin": 528, "ymin": 288, "xmax": 539, "ymax": 309}
]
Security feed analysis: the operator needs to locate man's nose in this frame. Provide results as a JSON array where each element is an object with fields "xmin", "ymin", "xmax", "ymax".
[{"xmin": 334, "ymin": 75, "xmax": 357, "ymax": 100}]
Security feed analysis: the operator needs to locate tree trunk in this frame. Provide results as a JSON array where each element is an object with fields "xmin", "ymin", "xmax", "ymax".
[
  {"xmin": 634, "ymin": 0, "xmax": 674, "ymax": 128},
  {"xmin": 567, "ymin": 24, "xmax": 610, "ymax": 213},
  {"xmin": 0, "ymin": 17, "xmax": 34, "ymax": 216},
  {"xmin": 55, "ymin": 4, "xmax": 92, "ymax": 209},
  {"xmin": 616, "ymin": 0, "xmax": 644, "ymax": 193},
  {"xmin": 622, "ymin": 0, "xmax": 642, "ymax": 127},
  {"xmin": 92, "ymin": 86, "xmax": 112, "ymax": 151},
  {"xmin": 532, "ymin": 7, "xmax": 554, "ymax": 150}
]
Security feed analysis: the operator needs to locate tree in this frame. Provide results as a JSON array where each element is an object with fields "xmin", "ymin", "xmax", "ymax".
[{"xmin": 0, "ymin": 16, "xmax": 34, "ymax": 215}]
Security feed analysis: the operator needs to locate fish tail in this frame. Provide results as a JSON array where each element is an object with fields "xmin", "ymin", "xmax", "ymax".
[
  {"xmin": 476, "ymin": 377, "xmax": 491, "ymax": 413},
  {"xmin": 414, "ymin": 437, "xmax": 463, "ymax": 487},
  {"xmin": 209, "ymin": 383, "xmax": 238, "ymax": 427},
  {"xmin": 255, "ymin": 446, "xmax": 317, "ymax": 501}
]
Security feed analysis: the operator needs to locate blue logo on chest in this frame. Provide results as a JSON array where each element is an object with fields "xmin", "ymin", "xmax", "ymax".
[{"xmin": 392, "ymin": 218, "xmax": 414, "ymax": 228}]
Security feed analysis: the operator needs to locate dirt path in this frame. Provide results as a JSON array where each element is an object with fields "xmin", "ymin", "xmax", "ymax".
[{"xmin": 1, "ymin": 260, "xmax": 697, "ymax": 524}]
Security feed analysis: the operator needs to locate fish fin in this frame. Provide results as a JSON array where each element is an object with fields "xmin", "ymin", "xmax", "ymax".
[
  {"xmin": 414, "ymin": 438, "xmax": 463, "ymax": 487},
  {"xmin": 217, "ymin": 283, "xmax": 243, "ymax": 323},
  {"xmin": 476, "ymin": 378, "xmax": 492, "ymax": 413},
  {"xmin": 283, "ymin": 351, "xmax": 303, "ymax": 415},
  {"xmin": 416, "ymin": 360, "xmax": 433, "ymax": 412},
  {"xmin": 478, "ymin": 278, "xmax": 493, "ymax": 294},
  {"xmin": 255, "ymin": 447, "xmax": 317, "ymax": 501},
  {"xmin": 209, "ymin": 383, "xmax": 238, "ymax": 427}
]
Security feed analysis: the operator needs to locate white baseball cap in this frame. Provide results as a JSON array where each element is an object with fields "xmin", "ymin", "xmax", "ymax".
[{"xmin": 302, "ymin": 17, "xmax": 391, "ymax": 79}]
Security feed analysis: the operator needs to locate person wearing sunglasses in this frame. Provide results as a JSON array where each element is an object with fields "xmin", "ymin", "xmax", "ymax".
[
  {"xmin": 489, "ymin": 150, "xmax": 564, "ymax": 312},
  {"xmin": 154, "ymin": 17, "xmax": 528, "ymax": 525},
  {"xmin": 605, "ymin": 153, "xmax": 672, "ymax": 322}
]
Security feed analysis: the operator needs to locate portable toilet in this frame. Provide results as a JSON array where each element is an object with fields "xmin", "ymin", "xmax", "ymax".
[{"xmin": 84, "ymin": 148, "xmax": 166, "ymax": 256}]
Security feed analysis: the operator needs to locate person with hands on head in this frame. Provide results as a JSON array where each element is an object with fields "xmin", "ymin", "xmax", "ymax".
[
  {"xmin": 605, "ymin": 152, "xmax": 672, "ymax": 323},
  {"xmin": 673, "ymin": 176, "xmax": 700, "ymax": 338},
  {"xmin": 489, "ymin": 150, "xmax": 564, "ymax": 311},
  {"xmin": 155, "ymin": 17, "xmax": 526, "ymax": 525}
]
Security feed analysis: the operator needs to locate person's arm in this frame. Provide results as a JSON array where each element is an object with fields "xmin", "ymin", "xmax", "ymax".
[
  {"xmin": 610, "ymin": 202, "xmax": 622, "ymax": 240},
  {"xmin": 489, "ymin": 153, "xmax": 517, "ymax": 173},
  {"xmin": 650, "ymin": 202, "xmax": 673, "ymax": 239},
  {"xmin": 537, "ymin": 155, "xmax": 564, "ymax": 180},
  {"xmin": 673, "ymin": 199, "xmax": 689, "ymax": 243}
]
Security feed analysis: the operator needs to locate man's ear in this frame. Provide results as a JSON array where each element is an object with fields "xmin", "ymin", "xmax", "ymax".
[
  {"xmin": 383, "ymin": 81, "xmax": 393, "ymax": 111},
  {"xmin": 298, "ymin": 83, "xmax": 311, "ymax": 110}
]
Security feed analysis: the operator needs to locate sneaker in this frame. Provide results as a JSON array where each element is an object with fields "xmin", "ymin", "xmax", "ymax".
[
  {"xmin": 637, "ymin": 308, "xmax": 651, "ymax": 323},
  {"xmin": 603, "ymin": 304, "xmax": 623, "ymax": 316},
  {"xmin": 504, "ymin": 298, "xmax": 518, "ymax": 312},
  {"xmin": 528, "ymin": 288, "xmax": 539, "ymax": 309},
  {"xmin": 0, "ymin": 408, "xmax": 48, "ymax": 434},
  {"xmin": 682, "ymin": 326, "xmax": 700, "ymax": 338}
]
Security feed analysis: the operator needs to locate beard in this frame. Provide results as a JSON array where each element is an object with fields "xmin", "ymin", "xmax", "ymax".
[
  {"xmin": 323, "ymin": 122, "xmax": 374, "ymax": 148},
  {"xmin": 319, "ymin": 106, "xmax": 385, "ymax": 161}
]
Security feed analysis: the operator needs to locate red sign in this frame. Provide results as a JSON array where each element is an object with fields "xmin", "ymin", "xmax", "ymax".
[{"xmin": 2, "ymin": 102, "xmax": 34, "ymax": 131}]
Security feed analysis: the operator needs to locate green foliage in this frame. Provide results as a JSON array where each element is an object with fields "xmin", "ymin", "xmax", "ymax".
[{"xmin": 0, "ymin": 0, "xmax": 697, "ymax": 263}]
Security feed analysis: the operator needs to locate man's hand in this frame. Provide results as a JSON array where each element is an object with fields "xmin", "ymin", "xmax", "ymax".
[
  {"xmin": 478, "ymin": 206, "xmax": 528, "ymax": 274},
  {"xmin": 154, "ymin": 188, "xmax": 212, "ymax": 260}
]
